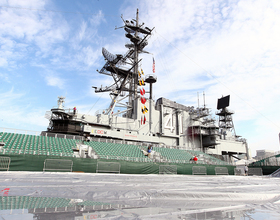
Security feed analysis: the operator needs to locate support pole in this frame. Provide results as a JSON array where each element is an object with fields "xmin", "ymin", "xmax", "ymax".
[{"xmin": 149, "ymin": 82, "xmax": 152, "ymax": 133}]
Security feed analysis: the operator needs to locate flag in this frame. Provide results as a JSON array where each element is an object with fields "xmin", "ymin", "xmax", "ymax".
[
  {"xmin": 152, "ymin": 57, "xmax": 155, "ymax": 73},
  {"xmin": 141, "ymin": 97, "xmax": 146, "ymax": 104},
  {"xmin": 140, "ymin": 88, "xmax": 144, "ymax": 96},
  {"xmin": 144, "ymin": 106, "xmax": 148, "ymax": 113}
]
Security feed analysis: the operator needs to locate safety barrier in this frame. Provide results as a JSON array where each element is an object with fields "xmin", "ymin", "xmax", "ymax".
[
  {"xmin": 159, "ymin": 165, "xmax": 177, "ymax": 175},
  {"xmin": 96, "ymin": 162, "xmax": 120, "ymax": 174},
  {"xmin": 215, "ymin": 167, "xmax": 229, "ymax": 175},
  {"xmin": 248, "ymin": 167, "xmax": 263, "ymax": 176},
  {"xmin": 0, "ymin": 156, "xmax": 11, "ymax": 171},
  {"xmin": 43, "ymin": 159, "xmax": 73, "ymax": 172},
  {"xmin": 192, "ymin": 166, "xmax": 207, "ymax": 175},
  {"xmin": 234, "ymin": 168, "xmax": 243, "ymax": 175}
]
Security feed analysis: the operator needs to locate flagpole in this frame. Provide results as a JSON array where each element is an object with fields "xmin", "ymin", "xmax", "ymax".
[
  {"xmin": 150, "ymin": 58, "xmax": 154, "ymax": 134},
  {"xmin": 146, "ymin": 58, "xmax": 157, "ymax": 134}
]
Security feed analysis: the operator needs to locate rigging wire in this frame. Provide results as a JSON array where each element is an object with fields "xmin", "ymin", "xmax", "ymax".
[
  {"xmin": 87, "ymin": 91, "xmax": 105, "ymax": 115},
  {"xmin": 154, "ymin": 29, "xmax": 280, "ymax": 131}
]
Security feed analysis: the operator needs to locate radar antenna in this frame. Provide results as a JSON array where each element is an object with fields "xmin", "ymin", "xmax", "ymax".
[{"xmin": 57, "ymin": 96, "xmax": 65, "ymax": 109}]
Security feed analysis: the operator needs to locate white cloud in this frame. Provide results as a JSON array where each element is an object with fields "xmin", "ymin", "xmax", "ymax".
[
  {"xmin": 78, "ymin": 21, "xmax": 87, "ymax": 42},
  {"xmin": 89, "ymin": 10, "xmax": 105, "ymax": 26},
  {"xmin": 4, "ymin": 0, "xmax": 46, "ymax": 8},
  {"xmin": 0, "ymin": 0, "xmax": 71, "ymax": 69},
  {"xmin": 82, "ymin": 46, "xmax": 100, "ymax": 67},
  {"xmin": 44, "ymin": 73, "xmax": 65, "ymax": 89},
  {"xmin": 0, "ymin": 88, "xmax": 48, "ymax": 131},
  {"xmin": 0, "ymin": 72, "xmax": 10, "ymax": 82}
]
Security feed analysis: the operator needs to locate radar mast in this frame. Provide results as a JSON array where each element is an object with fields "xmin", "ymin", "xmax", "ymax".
[{"xmin": 94, "ymin": 9, "xmax": 154, "ymax": 121}]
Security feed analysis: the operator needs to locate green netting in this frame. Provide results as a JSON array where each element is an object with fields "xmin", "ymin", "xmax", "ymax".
[{"xmin": 0, "ymin": 154, "xmax": 235, "ymax": 175}]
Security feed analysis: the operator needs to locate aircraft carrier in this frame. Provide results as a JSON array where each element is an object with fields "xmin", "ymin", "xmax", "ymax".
[{"xmin": 44, "ymin": 9, "xmax": 249, "ymax": 162}]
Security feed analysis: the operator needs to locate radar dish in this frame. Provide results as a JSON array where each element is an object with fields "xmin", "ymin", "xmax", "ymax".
[
  {"xmin": 102, "ymin": 47, "xmax": 117, "ymax": 62},
  {"xmin": 217, "ymin": 95, "xmax": 230, "ymax": 110}
]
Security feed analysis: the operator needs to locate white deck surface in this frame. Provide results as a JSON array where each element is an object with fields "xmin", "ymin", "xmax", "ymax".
[{"xmin": 1, "ymin": 171, "xmax": 280, "ymax": 219}]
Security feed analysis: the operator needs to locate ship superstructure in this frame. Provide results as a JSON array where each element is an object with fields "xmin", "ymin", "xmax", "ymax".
[{"xmin": 45, "ymin": 10, "xmax": 249, "ymax": 162}]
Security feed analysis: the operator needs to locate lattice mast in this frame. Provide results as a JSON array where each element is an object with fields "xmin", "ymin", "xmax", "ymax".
[
  {"xmin": 216, "ymin": 95, "xmax": 236, "ymax": 137},
  {"xmin": 132, "ymin": 9, "xmax": 139, "ymax": 119},
  {"xmin": 94, "ymin": 9, "xmax": 153, "ymax": 121}
]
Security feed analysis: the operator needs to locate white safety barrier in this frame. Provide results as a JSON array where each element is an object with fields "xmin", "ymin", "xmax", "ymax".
[
  {"xmin": 0, "ymin": 156, "xmax": 11, "ymax": 171},
  {"xmin": 215, "ymin": 167, "xmax": 229, "ymax": 175},
  {"xmin": 96, "ymin": 162, "xmax": 120, "ymax": 174},
  {"xmin": 43, "ymin": 159, "xmax": 73, "ymax": 172},
  {"xmin": 234, "ymin": 168, "xmax": 243, "ymax": 175},
  {"xmin": 159, "ymin": 165, "xmax": 177, "ymax": 175},
  {"xmin": 192, "ymin": 166, "xmax": 207, "ymax": 175},
  {"xmin": 248, "ymin": 167, "xmax": 263, "ymax": 176}
]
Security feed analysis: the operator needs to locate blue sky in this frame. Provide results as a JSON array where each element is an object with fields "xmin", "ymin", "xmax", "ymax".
[{"xmin": 1, "ymin": 0, "xmax": 280, "ymax": 156}]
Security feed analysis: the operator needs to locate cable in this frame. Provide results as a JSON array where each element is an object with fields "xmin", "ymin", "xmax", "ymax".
[{"xmin": 87, "ymin": 92, "xmax": 104, "ymax": 115}]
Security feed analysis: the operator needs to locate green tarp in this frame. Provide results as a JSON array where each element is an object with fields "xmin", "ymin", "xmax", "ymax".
[{"xmin": 0, "ymin": 154, "xmax": 235, "ymax": 175}]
